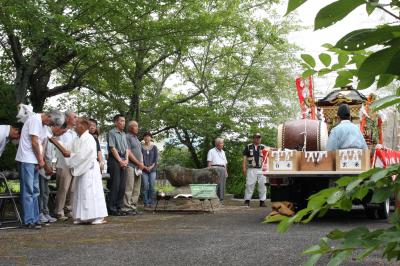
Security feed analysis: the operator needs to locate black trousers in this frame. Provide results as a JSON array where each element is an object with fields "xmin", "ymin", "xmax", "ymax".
[{"xmin": 107, "ymin": 157, "xmax": 127, "ymax": 212}]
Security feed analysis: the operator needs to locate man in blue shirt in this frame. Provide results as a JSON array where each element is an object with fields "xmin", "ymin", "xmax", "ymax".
[{"xmin": 326, "ymin": 104, "xmax": 368, "ymax": 151}]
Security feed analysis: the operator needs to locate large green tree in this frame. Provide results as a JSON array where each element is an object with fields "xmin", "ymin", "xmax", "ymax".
[
  {"xmin": 0, "ymin": 0, "xmax": 229, "ymax": 111},
  {"xmin": 59, "ymin": 1, "xmax": 300, "ymax": 170}
]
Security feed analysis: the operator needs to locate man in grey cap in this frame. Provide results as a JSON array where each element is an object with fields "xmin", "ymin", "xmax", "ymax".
[
  {"xmin": 242, "ymin": 133, "xmax": 268, "ymax": 207},
  {"xmin": 326, "ymin": 103, "xmax": 368, "ymax": 151}
]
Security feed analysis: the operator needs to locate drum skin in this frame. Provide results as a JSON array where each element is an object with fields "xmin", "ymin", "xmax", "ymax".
[{"xmin": 277, "ymin": 119, "xmax": 328, "ymax": 151}]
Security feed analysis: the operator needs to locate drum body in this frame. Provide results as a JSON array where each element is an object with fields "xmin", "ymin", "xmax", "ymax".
[{"xmin": 277, "ymin": 119, "xmax": 328, "ymax": 151}]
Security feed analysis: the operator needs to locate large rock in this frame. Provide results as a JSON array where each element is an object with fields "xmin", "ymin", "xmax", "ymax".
[{"xmin": 163, "ymin": 165, "xmax": 222, "ymax": 187}]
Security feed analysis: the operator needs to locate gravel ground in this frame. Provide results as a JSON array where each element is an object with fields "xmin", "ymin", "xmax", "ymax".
[{"xmin": 0, "ymin": 200, "xmax": 396, "ymax": 266}]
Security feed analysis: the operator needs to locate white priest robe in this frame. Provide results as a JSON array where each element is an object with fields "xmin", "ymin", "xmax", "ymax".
[{"xmin": 66, "ymin": 130, "xmax": 108, "ymax": 221}]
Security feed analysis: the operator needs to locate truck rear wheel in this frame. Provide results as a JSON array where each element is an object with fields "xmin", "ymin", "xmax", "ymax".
[
  {"xmin": 364, "ymin": 199, "xmax": 390, "ymax": 219},
  {"xmin": 377, "ymin": 199, "xmax": 390, "ymax": 219}
]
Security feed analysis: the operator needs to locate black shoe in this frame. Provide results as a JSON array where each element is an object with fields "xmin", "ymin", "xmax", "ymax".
[
  {"xmin": 118, "ymin": 210, "xmax": 128, "ymax": 216},
  {"xmin": 124, "ymin": 210, "xmax": 137, "ymax": 216},
  {"xmin": 244, "ymin": 200, "xmax": 250, "ymax": 206},
  {"xmin": 259, "ymin": 201, "xmax": 266, "ymax": 207},
  {"xmin": 109, "ymin": 210, "xmax": 119, "ymax": 216},
  {"xmin": 25, "ymin": 223, "xmax": 41, "ymax": 229}
]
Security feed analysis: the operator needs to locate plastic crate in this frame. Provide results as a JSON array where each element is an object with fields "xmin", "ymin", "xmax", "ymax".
[{"xmin": 190, "ymin": 184, "xmax": 218, "ymax": 198}]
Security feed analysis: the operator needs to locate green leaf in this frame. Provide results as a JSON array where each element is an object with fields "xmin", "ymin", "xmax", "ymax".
[
  {"xmin": 335, "ymin": 26, "xmax": 400, "ymax": 51},
  {"xmin": 327, "ymin": 190, "xmax": 344, "ymax": 204},
  {"xmin": 318, "ymin": 68, "xmax": 332, "ymax": 76},
  {"xmin": 377, "ymin": 74, "xmax": 396, "ymax": 88},
  {"xmin": 370, "ymin": 168, "xmax": 389, "ymax": 183},
  {"xmin": 322, "ymin": 43, "xmax": 334, "ymax": 49},
  {"xmin": 303, "ymin": 245, "xmax": 322, "ymax": 255},
  {"xmin": 286, "ymin": 0, "xmax": 308, "ymax": 15},
  {"xmin": 357, "ymin": 76, "xmax": 375, "ymax": 90},
  {"xmin": 319, "ymin": 53, "xmax": 331, "ymax": 67},
  {"xmin": 366, "ymin": 3, "xmax": 376, "ymax": 15},
  {"xmin": 263, "ymin": 214, "xmax": 286, "ymax": 223},
  {"xmin": 318, "ymin": 207, "xmax": 329, "ymax": 217},
  {"xmin": 347, "ymin": 227, "xmax": 369, "ymax": 238},
  {"xmin": 334, "ymin": 70, "xmax": 353, "ymax": 87},
  {"xmin": 339, "ymin": 198, "xmax": 353, "ymax": 211},
  {"xmin": 350, "ymin": 54, "xmax": 367, "ymax": 68},
  {"xmin": 304, "ymin": 254, "xmax": 322, "ymax": 266},
  {"xmin": 353, "ymin": 187, "xmax": 369, "ymax": 200},
  {"xmin": 370, "ymin": 95, "xmax": 400, "ymax": 112},
  {"xmin": 277, "ymin": 216, "xmax": 291, "ymax": 233},
  {"xmin": 328, "ymin": 229, "xmax": 346, "ymax": 240},
  {"xmin": 302, "ymin": 209, "xmax": 321, "ymax": 223},
  {"xmin": 371, "ymin": 187, "xmax": 392, "ymax": 203},
  {"xmin": 346, "ymin": 178, "xmax": 363, "ymax": 192},
  {"xmin": 314, "ymin": 0, "xmax": 365, "ymax": 30},
  {"xmin": 327, "ymin": 250, "xmax": 351, "ymax": 266},
  {"xmin": 358, "ymin": 43, "xmax": 400, "ymax": 82},
  {"xmin": 336, "ymin": 175, "xmax": 356, "ymax": 187},
  {"xmin": 357, "ymin": 246, "xmax": 377, "ymax": 260},
  {"xmin": 382, "ymin": 241, "xmax": 397, "ymax": 259},
  {"xmin": 302, "ymin": 69, "xmax": 316, "ymax": 78},
  {"xmin": 301, "ymin": 54, "xmax": 316, "ymax": 68},
  {"xmin": 338, "ymin": 54, "xmax": 349, "ymax": 66},
  {"xmin": 331, "ymin": 63, "xmax": 343, "ymax": 71}
]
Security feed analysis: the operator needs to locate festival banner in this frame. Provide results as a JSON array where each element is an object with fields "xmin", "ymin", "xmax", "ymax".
[{"xmin": 295, "ymin": 76, "xmax": 316, "ymax": 119}]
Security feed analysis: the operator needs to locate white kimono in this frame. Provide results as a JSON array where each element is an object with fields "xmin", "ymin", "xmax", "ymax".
[{"xmin": 66, "ymin": 130, "xmax": 108, "ymax": 221}]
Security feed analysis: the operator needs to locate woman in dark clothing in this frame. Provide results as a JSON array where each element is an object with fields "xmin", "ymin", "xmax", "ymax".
[
  {"xmin": 141, "ymin": 131, "xmax": 158, "ymax": 207},
  {"xmin": 89, "ymin": 118, "xmax": 105, "ymax": 172}
]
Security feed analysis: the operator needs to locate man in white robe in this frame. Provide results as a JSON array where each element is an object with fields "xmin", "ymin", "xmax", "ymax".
[{"xmin": 52, "ymin": 118, "xmax": 107, "ymax": 224}]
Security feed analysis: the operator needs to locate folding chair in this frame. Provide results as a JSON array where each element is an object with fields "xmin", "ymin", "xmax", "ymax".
[{"xmin": 0, "ymin": 172, "xmax": 22, "ymax": 229}]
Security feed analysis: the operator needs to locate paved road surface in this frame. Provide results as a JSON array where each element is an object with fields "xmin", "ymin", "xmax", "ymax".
[{"xmin": 0, "ymin": 201, "xmax": 396, "ymax": 265}]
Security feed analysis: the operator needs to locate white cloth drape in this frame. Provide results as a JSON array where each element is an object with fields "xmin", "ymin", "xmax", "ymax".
[{"xmin": 66, "ymin": 131, "xmax": 107, "ymax": 221}]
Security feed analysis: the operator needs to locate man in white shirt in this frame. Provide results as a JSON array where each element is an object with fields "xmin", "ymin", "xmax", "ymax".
[
  {"xmin": 207, "ymin": 138, "xmax": 228, "ymax": 203},
  {"xmin": 0, "ymin": 124, "xmax": 22, "ymax": 157},
  {"xmin": 15, "ymin": 110, "xmax": 65, "ymax": 229},
  {"xmin": 54, "ymin": 111, "xmax": 77, "ymax": 220}
]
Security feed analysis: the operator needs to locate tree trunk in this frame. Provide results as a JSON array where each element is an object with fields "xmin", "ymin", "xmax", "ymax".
[
  {"xmin": 14, "ymin": 67, "xmax": 30, "ymax": 105},
  {"xmin": 201, "ymin": 136, "xmax": 213, "ymax": 166},
  {"xmin": 187, "ymin": 142, "xmax": 202, "ymax": 168},
  {"xmin": 29, "ymin": 70, "xmax": 51, "ymax": 112},
  {"xmin": 127, "ymin": 48, "xmax": 145, "ymax": 124}
]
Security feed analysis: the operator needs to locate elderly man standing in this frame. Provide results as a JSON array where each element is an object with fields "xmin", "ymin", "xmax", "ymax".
[
  {"xmin": 122, "ymin": 121, "xmax": 145, "ymax": 215},
  {"xmin": 207, "ymin": 137, "xmax": 228, "ymax": 204},
  {"xmin": 16, "ymin": 110, "xmax": 64, "ymax": 229},
  {"xmin": 107, "ymin": 114, "xmax": 129, "ymax": 216},
  {"xmin": 0, "ymin": 124, "xmax": 22, "ymax": 157},
  {"xmin": 39, "ymin": 125, "xmax": 66, "ymax": 224},
  {"xmin": 54, "ymin": 111, "xmax": 77, "ymax": 220},
  {"xmin": 242, "ymin": 133, "xmax": 268, "ymax": 207}
]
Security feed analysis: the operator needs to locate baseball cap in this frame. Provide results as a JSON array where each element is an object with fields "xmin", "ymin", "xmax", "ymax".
[{"xmin": 253, "ymin": 133, "xmax": 262, "ymax": 138}]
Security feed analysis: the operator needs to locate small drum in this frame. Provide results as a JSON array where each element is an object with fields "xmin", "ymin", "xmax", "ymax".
[{"xmin": 277, "ymin": 119, "xmax": 328, "ymax": 151}]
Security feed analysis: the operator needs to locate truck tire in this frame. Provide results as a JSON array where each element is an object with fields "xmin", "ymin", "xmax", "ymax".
[
  {"xmin": 364, "ymin": 199, "xmax": 390, "ymax": 219},
  {"xmin": 377, "ymin": 199, "xmax": 390, "ymax": 219},
  {"xmin": 364, "ymin": 206, "xmax": 378, "ymax": 219}
]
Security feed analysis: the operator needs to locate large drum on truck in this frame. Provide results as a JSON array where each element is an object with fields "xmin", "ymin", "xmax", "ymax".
[{"xmin": 277, "ymin": 119, "xmax": 328, "ymax": 151}]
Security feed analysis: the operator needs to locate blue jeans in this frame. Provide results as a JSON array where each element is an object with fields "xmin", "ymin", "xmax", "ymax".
[
  {"xmin": 142, "ymin": 171, "xmax": 156, "ymax": 205},
  {"xmin": 18, "ymin": 162, "xmax": 40, "ymax": 225}
]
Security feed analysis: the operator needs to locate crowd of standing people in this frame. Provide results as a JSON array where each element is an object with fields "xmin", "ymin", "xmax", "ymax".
[
  {"xmin": 0, "ymin": 108, "xmax": 160, "ymax": 229},
  {"xmin": 0, "ymin": 105, "xmax": 276, "ymax": 230}
]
